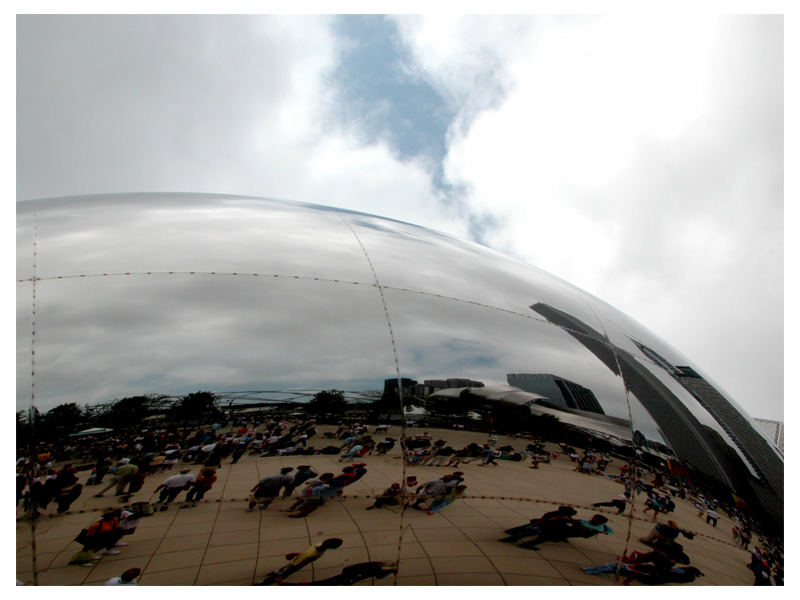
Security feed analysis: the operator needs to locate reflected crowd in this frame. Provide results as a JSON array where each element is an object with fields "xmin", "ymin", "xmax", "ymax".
[{"xmin": 16, "ymin": 411, "xmax": 784, "ymax": 586}]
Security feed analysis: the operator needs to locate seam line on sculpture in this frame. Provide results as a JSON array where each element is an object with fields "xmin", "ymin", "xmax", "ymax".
[
  {"xmin": 26, "ymin": 210, "xmax": 40, "ymax": 586},
  {"xmin": 333, "ymin": 212, "xmax": 409, "ymax": 585},
  {"xmin": 579, "ymin": 293, "xmax": 640, "ymax": 584},
  {"xmin": 20, "ymin": 271, "xmax": 603, "ymax": 343}
]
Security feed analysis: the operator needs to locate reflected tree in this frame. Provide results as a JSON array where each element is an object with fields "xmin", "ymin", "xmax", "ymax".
[
  {"xmin": 307, "ymin": 389, "xmax": 348, "ymax": 419},
  {"xmin": 37, "ymin": 403, "xmax": 86, "ymax": 441},
  {"xmin": 94, "ymin": 395, "xmax": 160, "ymax": 429},
  {"xmin": 16, "ymin": 409, "xmax": 37, "ymax": 448},
  {"xmin": 172, "ymin": 391, "xmax": 222, "ymax": 424},
  {"xmin": 526, "ymin": 413, "xmax": 565, "ymax": 440}
]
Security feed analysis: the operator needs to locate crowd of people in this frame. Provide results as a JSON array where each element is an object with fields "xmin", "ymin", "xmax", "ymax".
[{"xmin": 17, "ymin": 417, "xmax": 782, "ymax": 586}]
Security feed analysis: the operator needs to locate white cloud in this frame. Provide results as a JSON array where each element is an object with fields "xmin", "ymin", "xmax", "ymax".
[
  {"xmin": 394, "ymin": 15, "xmax": 783, "ymax": 419},
  {"xmin": 17, "ymin": 15, "xmax": 470, "ymax": 240}
]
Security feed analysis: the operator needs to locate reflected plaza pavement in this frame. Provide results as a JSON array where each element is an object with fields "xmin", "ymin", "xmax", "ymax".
[{"xmin": 17, "ymin": 425, "xmax": 756, "ymax": 586}]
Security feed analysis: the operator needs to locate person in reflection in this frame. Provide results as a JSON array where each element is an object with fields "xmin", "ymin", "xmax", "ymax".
[
  {"xmin": 89, "ymin": 454, "xmax": 113, "ymax": 485},
  {"xmin": 582, "ymin": 538, "xmax": 690, "ymax": 579},
  {"xmin": 246, "ymin": 467, "xmax": 293, "ymax": 511},
  {"xmin": 340, "ymin": 434, "xmax": 359, "ymax": 449},
  {"xmin": 184, "ymin": 468, "xmax": 217, "ymax": 504},
  {"xmin": 230, "ymin": 437, "xmax": 251, "ymax": 464},
  {"xmin": 282, "ymin": 473, "xmax": 334, "ymax": 512},
  {"xmin": 280, "ymin": 561, "xmax": 398, "ymax": 585},
  {"xmin": 477, "ymin": 446, "xmax": 500, "ymax": 466},
  {"xmin": 331, "ymin": 466, "xmax": 359, "ymax": 485},
  {"xmin": 643, "ymin": 494, "xmax": 669, "ymax": 521},
  {"xmin": 348, "ymin": 463, "xmax": 368, "ymax": 483},
  {"xmin": 153, "ymin": 468, "xmax": 195, "ymax": 504},
  {"xmin": 427, "ymin": 484, "xmax": 467, "ymax": 514},
  {"xmin": 748, "ymin": 549, "xmax": 772, "ymax": 585},
  {"xmin": 429, "ymin": 445, "xmax": 455, "ymax": 466},
  {"xmin": 367, "ymin": 483, "xmax": 402, "ymax": 510},
  {"xmin": 407, "ymin": 475, "xmax": 453, "ymax": 510},
  {"xmin": 500, "ymin": 506, "xmax": 577, "ymax": 543},
  {"xmin": 339, "ymin": 444, "xmax": 364, "ymax": 461},
  {"xmin": 53, "ymin": 464, "xmax": 83, "ymax": 513},
  {"xmin": 287, "ymin": 479, "xmax": 346, "ymax": 518},
  {"xmin": 374, "ymin": 437, "xmax": 395, "ymax": 455},
  {"xmin": 93, "ymin": 460, "xmax": 139, "ymax": 497},
  {"xmin": 447, "ymin": 445, "xmax": 472, "ymax": 467},
  {"xmin": 638, "ymin": 520, "xmax": 694, "ymax": 548},
  {"xmin": 253, "ymin": 538, "xmax": 343, "ymax": 585},
  {"xmin": 78, "ymin": 511, "xmax": 125, "ymax": 562},
  {"xmin": 281, "ymin": 465, "xmax": 317, "ymax": 497},
  {"xmin": 519, "ymin": 514, "xmax": 613, "ymax": 551},
  {"xmin": 592, "ymin": 492, "xmax": 629, "ymax": 515},
  {"xmin": 624, "ymin": 566, "xmax": 705, "ymax": 585}
]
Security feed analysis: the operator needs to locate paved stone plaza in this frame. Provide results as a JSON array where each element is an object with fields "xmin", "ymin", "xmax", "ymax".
[{"xmin": 16, "ymin": 426, "xmax": 758, "ymax": 586}]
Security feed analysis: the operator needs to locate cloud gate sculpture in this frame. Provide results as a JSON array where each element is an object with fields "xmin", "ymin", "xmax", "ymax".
[{"xmin": 17, "ymin": 193, "xmax": 783, "ymax": 586}]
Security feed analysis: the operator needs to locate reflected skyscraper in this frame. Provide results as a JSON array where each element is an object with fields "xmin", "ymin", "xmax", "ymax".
[
  {"xmin": 530, "ymin": 302, "xmax": 783, "ymax": 527},
  {"xmin": 507, "ymin": 374, "xmax": 604, "ymax": 414}
]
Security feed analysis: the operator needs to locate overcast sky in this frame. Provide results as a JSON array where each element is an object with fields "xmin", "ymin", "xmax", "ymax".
[{"xmin": 16, "ymin": 12, "xmax": 784, "ymax": 421}]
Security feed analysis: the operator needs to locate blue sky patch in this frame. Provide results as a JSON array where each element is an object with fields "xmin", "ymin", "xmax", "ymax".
[{"xmin": 331, "ymin": 15, "xmax": 453, "ymax": 165}]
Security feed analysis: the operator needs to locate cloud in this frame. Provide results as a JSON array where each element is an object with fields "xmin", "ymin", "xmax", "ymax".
[
  {"xmin": 17, "ymin": 15, "xmax": 470, "ymax": 239},
  {"xmin": 393, "ymin": 15, "xmax": 783, "ymax": 419}
]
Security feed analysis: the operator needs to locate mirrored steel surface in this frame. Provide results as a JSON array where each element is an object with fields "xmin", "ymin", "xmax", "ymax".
[{"xmin": 16, "ymin": 193, "xmax": 783, "ymax": 586}]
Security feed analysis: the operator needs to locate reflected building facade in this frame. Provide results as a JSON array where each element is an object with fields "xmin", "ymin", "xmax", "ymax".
[
  {"xmin": 754, "ymin": 418, "xmax": 784, "ymax": 455},
  {"xmin": 508, "ymin": 373, "xmax": 604, "ymax": 414},
  {"xmin": 529, "ymin": 302, "xmax": 783, "ymax": 526},
  {"xmin": 16, "ymin": 193, "xmax": 783, "ymax": 585}
]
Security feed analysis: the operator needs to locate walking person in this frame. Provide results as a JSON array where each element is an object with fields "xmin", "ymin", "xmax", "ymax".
[
  {"xmin": 639, "ymin": 520, "xmax": 694, "ymax": 547},
  {"xmin": 246, "ymin": 467, "xmax": 294, "ymax": 511},
  {"xmin": 253, "ymin": 538, "xmax": 343, "ymax": 585},
  {"xmin": 53, "ymin": 464, "xmax": 83, "ymax": 513},
  {"xmin": 706, "ymin": 508, "xmax": 719, "ymax": 527},
  {"xmin": 282, "ymin": 466, "xmax": 317, "ymax": 497},
  {"xmin": 367, "ymin": 483, "xmax": 401, "ymax": 510},
  {"xmin": 339, "ymin": 444, "xmax": 365, "ymax": 462},
  {"xmin": 230, "ymin": 439, "xmax": 250, "ymax": 464},
  {"xmin": 94, "ymin": 460, "xmax": 138, "ymax": 498},
  {"xmin": 592, "ymin": 492, "xmax": 629, "ymax": 514},
  {"xmin": 185, "ymin": 468, "xmax": 217, "ymax": 504},
  {"xmin": 500, "ymin": 506, "xmax": 577, "ymax": 543},
  {"xmin": 427, "ymin": 485, "xmax": 466, "ymax": 515},
  {"xmin": 71, "ymin": 511, "xmax": 125, "ymax": 567},
  {"xmin": 519, "ymin": 514, "xmax": 613, "ymax": 551},
  {"xmin": 407, "ymin": 476, "xmax": 451, "ymax": 510},
  {"xmin": 288, "ymin": 480, "xmax": 346, "ymax": 518},
  {"xmin": 154, "ymin": 469, "xmax": 195, "ymax": 504}
]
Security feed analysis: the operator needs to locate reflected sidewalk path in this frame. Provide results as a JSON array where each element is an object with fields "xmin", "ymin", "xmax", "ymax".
[{"xmin": 16, "ymin": 426, "xmax": 756, "ymax": 585}]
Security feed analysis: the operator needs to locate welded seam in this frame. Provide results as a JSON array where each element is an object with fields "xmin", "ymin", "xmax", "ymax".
[
  {"xmin": 579, "ymin": 295, "xmax": 641, "ymax": 585},
  {"xmin": 18, "ymin": 271, "xmax": 594, "ymax": 340},
  {"xmin": 25, "ymin": 211, "xmax": 40, "ymax": 586},
  {"xmin": 334, "ymin": 213, "xmax": 407, "ymax": 586}
]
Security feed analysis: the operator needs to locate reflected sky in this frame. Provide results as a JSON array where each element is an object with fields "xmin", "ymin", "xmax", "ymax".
[
  {"xmin": 17, "ymin": 194, "xmax": 782, "ymax": 506},
  {"xmin": 22, "ymin": 274, "xmax": 397, "ymax": 408}
]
